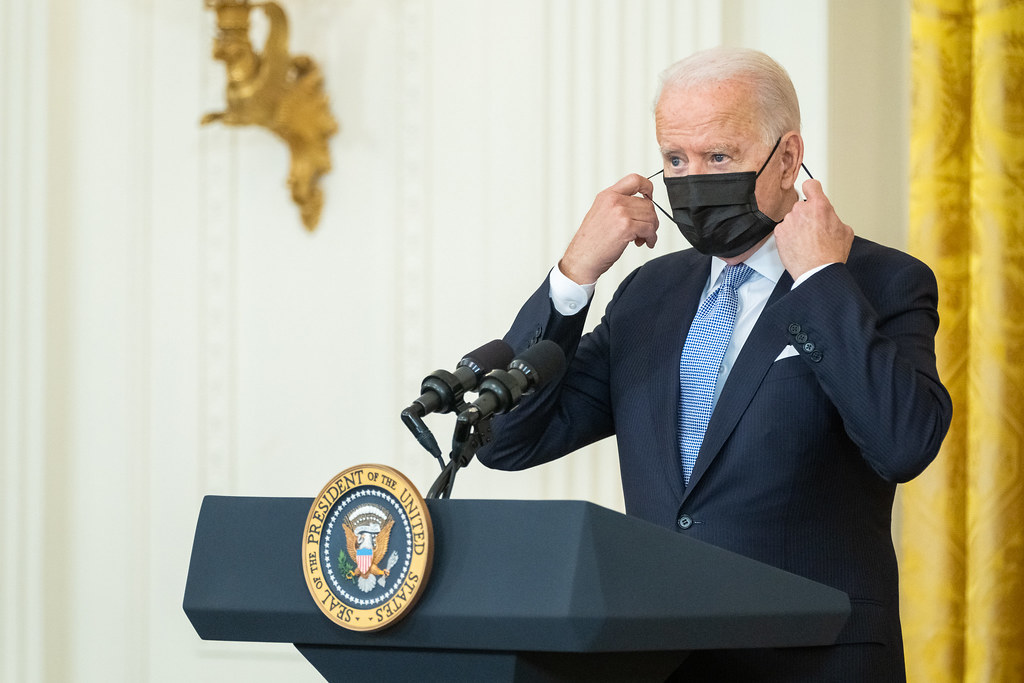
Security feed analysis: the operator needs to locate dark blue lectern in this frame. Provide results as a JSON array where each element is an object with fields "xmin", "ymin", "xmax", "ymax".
[{"xmin": 184, "ymin": 497, "xmax": 849, "ymax": 682}]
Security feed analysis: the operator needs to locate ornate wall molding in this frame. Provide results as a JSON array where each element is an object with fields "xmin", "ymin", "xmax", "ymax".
[
  {"xmin": 198, "ymin": 103, "xmax": 239, "ymax": 494},
  {"xmin": 0, "ymin": 2, "xmax": 55, "ymax": 681}
]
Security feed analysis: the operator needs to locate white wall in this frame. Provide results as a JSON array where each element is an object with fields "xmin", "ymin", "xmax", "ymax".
[{"xmin": 0, "ymin": 1, "xmax": 907, "ymax": 680}]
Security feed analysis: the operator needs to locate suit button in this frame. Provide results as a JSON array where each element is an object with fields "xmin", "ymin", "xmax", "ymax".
[
  {"xmin": 788, "ymin": 323, "xmax": 802, "ymax": 335},
  {"xmin": 802, "ymin": 341, "xmax": 816, "ymax": 353},
  {"xmin": 677, "ymin": 514, "xmax": 693, "ymax": 530},
  {"xmin": 795, "ymin": 332, "xmax": 808, "ymax": 343},
  {"xmin": 810, "ymin": 350, "xmax": 823, "ymax": 363}
]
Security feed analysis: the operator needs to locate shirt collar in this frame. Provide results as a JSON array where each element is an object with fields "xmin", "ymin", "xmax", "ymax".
[{"xmin": 709, "ymin": 235, "xmax": 785, "ymax": 287}]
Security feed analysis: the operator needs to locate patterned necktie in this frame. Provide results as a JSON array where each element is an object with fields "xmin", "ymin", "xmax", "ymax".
[{"xmin": 678, "ymin": 263, "xmax": 755, "ymax": 484}]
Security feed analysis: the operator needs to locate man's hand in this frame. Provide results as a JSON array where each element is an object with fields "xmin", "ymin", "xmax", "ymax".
[
  {"xmin": 775, "ymin": 179, "xmax": 853, "ymax": 281},
  {"xmin": 558, "ymin": 174, "xmax": 660, "ymax": 285}
]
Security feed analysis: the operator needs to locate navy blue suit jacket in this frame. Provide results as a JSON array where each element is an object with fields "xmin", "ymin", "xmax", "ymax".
[{"xmin": 478, "ymin": 237, "xmax": 952, "ymax": 681}]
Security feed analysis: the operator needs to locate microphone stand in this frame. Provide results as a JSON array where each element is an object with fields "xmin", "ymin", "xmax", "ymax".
[{"xmin": 426, "ymin": 407, "xmax": 492, "ymax": 499}]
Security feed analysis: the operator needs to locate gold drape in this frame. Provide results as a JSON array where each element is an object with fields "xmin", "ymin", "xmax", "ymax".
[{"xmin": 903, "ymin": 1, "xmax": 1024, "ymax": 681}]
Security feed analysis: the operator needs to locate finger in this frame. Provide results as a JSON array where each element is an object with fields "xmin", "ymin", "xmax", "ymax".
[
  {"xmin": 624, "ymin": 193, "xmax": 660, "ymax": 218},
  {"xmin": 632, "ymin": 213, "xmax": 660, "ymax": 248},
  {"xmin": 610, "ymin": 173, "xmax": 655, "ymax": 198},
  {"xmin": 801, "ymin": 178, "xmax": 826, "ymax": 202},
  {"xmin": 633, "ymin": 231, "xmax": 658, "ymax": 248}
]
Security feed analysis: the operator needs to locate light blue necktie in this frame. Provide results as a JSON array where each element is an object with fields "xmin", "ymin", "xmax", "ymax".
[{"xmin": 679, "ymin": 263, "xmax": 755, "ymax": 484}]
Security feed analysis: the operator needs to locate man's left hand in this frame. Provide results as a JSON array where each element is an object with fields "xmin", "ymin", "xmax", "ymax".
[{"xmin": 775, "ymin": 179, "xmax": 853, "ymax": 281}]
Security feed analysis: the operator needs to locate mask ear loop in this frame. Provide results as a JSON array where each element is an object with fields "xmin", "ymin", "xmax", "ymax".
[
  {"xmin": 645, "ymin": 169, "xmax": 676, "ymax": 223},
  {"xmin": 797, "ymin": 162, "xmax": 814, "ymax": 200},
  {"xmin": 759, "ymin": 135, "xmax": 816, "ymax": 192},
  {"xmin": 755, "ymin": 137, "xmax": 784, "ymax": 177}
]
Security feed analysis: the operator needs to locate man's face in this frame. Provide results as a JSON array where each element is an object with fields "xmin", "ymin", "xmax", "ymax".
[{"xmin": 655, "ymin": 79, "xmax": 788, "ymax": 222}]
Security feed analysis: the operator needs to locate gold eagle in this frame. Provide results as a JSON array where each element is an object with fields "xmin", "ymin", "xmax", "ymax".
[{"xmin": 343, "ymin": 517, "xmax": 395, "ymax": 580}]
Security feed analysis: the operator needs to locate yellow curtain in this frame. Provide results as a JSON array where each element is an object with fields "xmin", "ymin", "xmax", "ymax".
[{"xmin": 902, "ymin": 0, "xmax": 1024, "ymax": 681}]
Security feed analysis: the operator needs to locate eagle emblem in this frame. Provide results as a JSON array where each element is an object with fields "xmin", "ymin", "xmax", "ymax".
[
  {"xmin": 341, "ymin": 504, "xmax": 399, "ymax": 593},
  {"xmin": 304, "ymin": 465, "xmax": 435, "ymax": 631}
]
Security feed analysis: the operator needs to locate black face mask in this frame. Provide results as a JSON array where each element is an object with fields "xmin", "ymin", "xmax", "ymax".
[{"xmin": 652, "ymin": 137, "xmax": 796, "ymax": 258}]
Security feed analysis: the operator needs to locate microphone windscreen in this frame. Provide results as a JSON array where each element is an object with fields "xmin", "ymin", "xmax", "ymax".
[
  {"xmin": 459, "ymin": 339, "xmax": 515, "ymax": 378},
  {"xmin": 511, "ymin": 340, "xmax": 565, "ymax": 388}
]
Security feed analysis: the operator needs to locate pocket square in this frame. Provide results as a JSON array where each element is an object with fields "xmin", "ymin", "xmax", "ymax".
[{"xmin": 774, "ymin": 345, "xmax": 799, "ymax": 362}]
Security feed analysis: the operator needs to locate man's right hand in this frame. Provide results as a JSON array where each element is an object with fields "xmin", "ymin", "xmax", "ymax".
[{"xmin": 558, "ymin": 173, "xmax": 660, "ymax": 285}]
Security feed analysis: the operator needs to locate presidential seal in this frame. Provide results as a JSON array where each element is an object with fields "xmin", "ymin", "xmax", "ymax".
[{"xmin": 302, "ymin": 464, "xmax": 434, "ymax": 631}]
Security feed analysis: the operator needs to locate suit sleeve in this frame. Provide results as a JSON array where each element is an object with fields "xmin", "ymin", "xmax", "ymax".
[
  {"xmin": 763, "ymin": 256, "xmax": 953, "ymax": 482},
  {"xmin": 476, "ymin": 269, "xmax": 641, "ymax": 471}
]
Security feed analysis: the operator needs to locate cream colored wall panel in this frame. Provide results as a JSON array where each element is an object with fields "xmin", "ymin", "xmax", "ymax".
[
  {"xmin": 61, "ymin": 1, "xmax": 155, "ymax": 678},
  {"xmin": 149, "ymin": 6, "xmax": 237, "ymax": 682},
  {"xmin": 827, "ymin": 2, "xmax": 911, "ymax": 248},
  {"xmin": 1, "ymin": 1, "xmax": 52, "ymax": 680}
]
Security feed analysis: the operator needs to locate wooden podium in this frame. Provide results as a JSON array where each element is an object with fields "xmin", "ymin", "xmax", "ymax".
[{"xmin": 184, "ymin": 496, "xmax": 849, "ymax": 682}]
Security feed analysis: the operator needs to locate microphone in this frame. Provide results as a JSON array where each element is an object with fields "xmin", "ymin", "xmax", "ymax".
[
  {"xmin": 457, "ymin": 340, "xmax": 565, "ymax": 424},
  {"xmin": 408, "ymin": 339, "xmax": 515, "ymax": 417},
  {"xmin": 427, "ymin": 340, "xmax": 565, "ymax": 499},
  {"xmin": 401, "ymin": 340, "xmax": 514, "ymax": 461}
]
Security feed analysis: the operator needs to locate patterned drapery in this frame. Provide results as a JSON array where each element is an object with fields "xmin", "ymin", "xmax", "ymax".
[{"xmin": 902, "ymin": 1, "xmax": 1024, "ymax": 681}]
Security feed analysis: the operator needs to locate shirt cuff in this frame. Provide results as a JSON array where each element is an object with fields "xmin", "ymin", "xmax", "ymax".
[
  {"xmin": 549, "ymin": 265, "xmax": 595, "ymax": 316},
  {"xmin": 792, "ymin": 263, "xmax": 837, "ymax": 289}
]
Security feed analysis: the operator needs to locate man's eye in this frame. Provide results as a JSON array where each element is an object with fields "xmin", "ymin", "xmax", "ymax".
[
  {"xmin": 670, "ymin": 157, "xmax": 682, "ymax": 167},
  {"xmin": 711, "ymin": 153, "xmax": 727, "ymax": 163}
]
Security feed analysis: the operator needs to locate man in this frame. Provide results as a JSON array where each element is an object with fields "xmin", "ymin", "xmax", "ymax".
[{"xmin": 476, "ymin": 47, "xmax": 952, "ymax": 681}]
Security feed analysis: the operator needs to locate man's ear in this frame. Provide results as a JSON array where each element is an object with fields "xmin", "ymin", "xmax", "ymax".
[{"xmin": 778, "ymin": 132, "xmax": 804, "ymax": 189}]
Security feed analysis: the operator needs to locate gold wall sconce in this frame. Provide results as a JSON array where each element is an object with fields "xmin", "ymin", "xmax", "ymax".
[{"xmin": 202, "ymin": 0, "xmax": 338, "ymax": 231}]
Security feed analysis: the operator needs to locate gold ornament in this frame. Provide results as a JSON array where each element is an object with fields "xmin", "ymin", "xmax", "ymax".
[{"xmin": 202, "ymin": 0, "xmax": 338, "ymax": 231}]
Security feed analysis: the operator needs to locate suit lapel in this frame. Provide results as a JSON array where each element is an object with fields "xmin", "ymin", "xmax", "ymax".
[{"xmin": 682, "ymin": 271, "xmax": 795, "ymax": 501}]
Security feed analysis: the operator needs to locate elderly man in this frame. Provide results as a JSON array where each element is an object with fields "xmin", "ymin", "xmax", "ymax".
[{"xmin": 477, "ymin": 47, "xmax": 952, "ymax": 681}]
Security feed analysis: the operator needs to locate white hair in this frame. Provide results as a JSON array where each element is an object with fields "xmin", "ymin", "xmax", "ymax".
[{"xmin": 654, "ymin": 47, "xmax": 801, "ymax": 145}]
